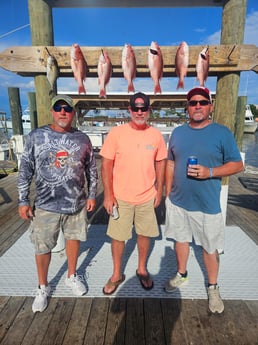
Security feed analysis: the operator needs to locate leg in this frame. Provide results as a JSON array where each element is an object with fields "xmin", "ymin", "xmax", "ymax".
[
  {"xmin": 175, "ymin": 241, "xmax": 190, "ymax": 274},
  {"xmin": 66, "ymin": 239, "xmax": 80, "ymax": 278},
  {"xmin": 35, "ymin": 252, "xmax": 51, "ymax": 286},
  {"xmin": 164, "ymin": 241, "xmax": 190, "ymax": 293},
  {"xmin": 136, "ymin": 235, "xmax": 153, "ymax": 289},
  {"xmin": 203, "ymin": 249, "xmax": 224, "ymax": 313},
  {"xmin": 203, "ymin": 249, "xmax": 219, "ymax": 285},
  {"xmin": 103, "ymin": 239, "xmax": 125, "ymax": 294},
  {"xmin": 137, "ymin": 234, "xmax": 150, "ymax": 275},
  {"xmin": 65, "ymin": 239, "xmax": 87, "ymax": 296}
]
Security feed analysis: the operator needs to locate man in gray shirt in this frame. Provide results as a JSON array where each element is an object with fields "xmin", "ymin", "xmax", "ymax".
[{"xmin": 18, "ymin": 95, "xmax": 98, "ymax": 313}]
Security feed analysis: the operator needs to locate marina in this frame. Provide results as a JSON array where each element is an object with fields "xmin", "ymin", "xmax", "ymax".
[{"xmin": 0, "ymin": 0, "xmax": 258, "ymax": 343}]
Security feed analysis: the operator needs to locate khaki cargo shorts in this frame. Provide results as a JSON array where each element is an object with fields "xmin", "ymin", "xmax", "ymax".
[
  {"xmin": 107, "ymin": 198, "xmax": 159, "ymax": 241},
  {"xmin": 29, "ymin": 207, "xmax": 87, "ymax": 254}
]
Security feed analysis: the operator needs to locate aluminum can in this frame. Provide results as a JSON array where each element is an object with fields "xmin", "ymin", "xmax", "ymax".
[
  {"xmin": 112, "ymin": 205, "xmax": 119, "ymax": 220},
  {"xmin": 187, "ymin": 156, "xmax": 198, "ymax": 166}
]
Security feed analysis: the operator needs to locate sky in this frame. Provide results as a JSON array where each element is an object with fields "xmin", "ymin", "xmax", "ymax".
[{"xmin": 0, "ymin": 0, "xmax": 258, "ymax": 117}]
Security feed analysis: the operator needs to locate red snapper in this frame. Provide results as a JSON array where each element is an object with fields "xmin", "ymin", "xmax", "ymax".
[
  {"xmin": 70, "ymin": 44, "xmax": 87, "ymax": 94},
  {"xmin": 122, "ymin": 44, "xmax": 136, "ymax": 93},
  {"xmin": 148, "ymin": 41, "xmax": 163, "ymax": 94}
]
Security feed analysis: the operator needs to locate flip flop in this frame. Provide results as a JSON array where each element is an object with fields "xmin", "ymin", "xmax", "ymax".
[
  {"xmin": 102, "ymin": 274, "xmax": 125, "ymax": 295},
  {"xmin": 136, "ymin": 270, "xmax": 154, "ymax": 290}
]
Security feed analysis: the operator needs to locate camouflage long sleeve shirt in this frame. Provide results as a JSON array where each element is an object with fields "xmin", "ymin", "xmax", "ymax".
[{"xmin": 18, "ymin": 125, "xmax": 98, "ymax": 214}]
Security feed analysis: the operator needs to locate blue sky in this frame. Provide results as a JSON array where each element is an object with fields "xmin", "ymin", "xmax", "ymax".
[{"xmin": 0, "ymin": 0, "xmax": 258, "ymax": 116}]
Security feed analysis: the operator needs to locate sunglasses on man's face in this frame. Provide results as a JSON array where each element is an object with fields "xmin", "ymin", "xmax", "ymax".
[
  {"xmin": 131, "ymin": 105, "xmax": 149, "ymax": 112},
  {"xmin": 53, "ymin": 104, "xmax": 73, "ymax": 113},
  {"xmin": 188, "ymin": 100, "xmax": 211, "ymax": 107}
]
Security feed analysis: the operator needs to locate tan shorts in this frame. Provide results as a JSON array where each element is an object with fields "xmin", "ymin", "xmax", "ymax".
[
  {"xmin": 29, "ymin": 207, "xmax": 88, "ymax": 254},
  {"xmin": 107, "ymin": 198, "xmax": 159, "ymax": 241},
  {"xmin": 165, "ymin": 198, "xmax": 224, "ymax": 254}
]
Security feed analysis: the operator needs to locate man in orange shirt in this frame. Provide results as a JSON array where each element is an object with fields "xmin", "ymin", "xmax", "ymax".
[{"xmin": 100, "ymin": 92, "xmax": 167, "ymax": 294}]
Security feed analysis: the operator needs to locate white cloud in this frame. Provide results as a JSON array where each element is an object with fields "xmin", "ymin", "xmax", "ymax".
[
  {"xmin": 203, "ymin": 10, "xmax": 258, "ymax": 105},
  {"xmin": 244, "ymin": 11, "xmax": 258, "ymax": 45}
]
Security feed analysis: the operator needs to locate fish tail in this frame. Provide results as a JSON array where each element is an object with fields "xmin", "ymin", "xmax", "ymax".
[
  {"xmin": 78, "ymin": 85, "xmax": 86, "ymax": 94},
  {"xmin": 176, "ymin": 79, "xmax": 184, "ymax": 90},
  {"xmin": 49, "ymin": 89, "xmax": 56, "ymax": 97},
  {"xmin": 128, "ymin": 82, "xmax": 135, "ymax": 93},
  {"xmin": 99, "ymin": 88, "xmax": 106, "ymax": 98},
  {"xmin": 154, "ymin": 83, "xmax": 162, "ymax": 94}
]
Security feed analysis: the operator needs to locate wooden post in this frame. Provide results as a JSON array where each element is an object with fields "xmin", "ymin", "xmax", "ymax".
[
  {"xmin": 8, "ymin": 87, "xmax": 23, "ymax": 135},
  {"xmin": 235, "ymin": 96, "xmax": 247, "ymax": 151},
  {"xmin": 214, "ymin": 0, "xmax": 247, "ymax": 131},
  {"xmin": 28, "ymin": 92, "xmax": 38, "ymax": 130},
  {"xmin": 214, "ymin": 0, "xmax": 247, "ymax": 190},
  {"xmin": 28, "ymin": 0, "xmax": 54, "ymax": 126}
]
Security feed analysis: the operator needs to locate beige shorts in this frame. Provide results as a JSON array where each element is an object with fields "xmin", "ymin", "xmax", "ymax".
[
  {"xmin": 165, "ymin": 198, "xmax": 224, "ymax": 254},
  {"xmin": 107, "ymin": 198, "xmax": 159, "ymax": 241},
  {"xmin": 29, "ymin": 207, "xmax": 88, "ymax": 254}
]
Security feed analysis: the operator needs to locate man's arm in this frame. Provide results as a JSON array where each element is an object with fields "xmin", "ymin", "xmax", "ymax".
[
  {"xmin": 101, "ymin": 157, "xmax": 115, "ymax": 215},
  {"xmin": 165, "ymin": 159, "xmax": 175, "ymax": 197},
  {"xmin": 154, "ymin": 159, "xmax": 166, "ymax": 208},
  {"xmin": 17, "ymin": 136, "xmax": 35, "ymax": 220},
  {"xmin": 211, "ymin": 161, "xmax": 244, "ymax": 178}
]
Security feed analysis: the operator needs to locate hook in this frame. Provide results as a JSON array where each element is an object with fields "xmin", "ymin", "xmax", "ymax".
[{"xmin": 227, "ymin": 45, "xmax": 236, "ymax": 61}]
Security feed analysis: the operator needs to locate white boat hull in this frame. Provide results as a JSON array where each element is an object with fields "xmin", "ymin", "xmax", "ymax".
[{"xmin": 244, "ymin": 123, "xmax": 257, "ymax": 133}]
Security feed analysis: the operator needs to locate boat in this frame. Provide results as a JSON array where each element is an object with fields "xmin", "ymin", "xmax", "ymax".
[
  {"xmin": 0, "ymin": 107, "xmax": 31, "ymax": 136},
  {"xmin": 244, "ymin": 105, "xmax": 257, "ymax": 134}
]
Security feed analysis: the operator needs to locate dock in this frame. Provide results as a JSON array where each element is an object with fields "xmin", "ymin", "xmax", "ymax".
[{"xmin": 0, "ymin": 159, "xmax": 257, "ymax": 345}]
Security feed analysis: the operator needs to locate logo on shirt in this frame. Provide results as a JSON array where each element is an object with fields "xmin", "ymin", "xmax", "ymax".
[{"xmin": 55, "ymin": 150, "xmax": 69, "ymax": 168}]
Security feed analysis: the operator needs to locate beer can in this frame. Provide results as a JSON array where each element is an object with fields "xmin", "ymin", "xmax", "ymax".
[
  {"xmin": 112, "ymin": 206, "xmax": 119, "ymax": 220},
  {"xmin": 187, "ymin": 156, "xmax": 198, "ymax": 166}
]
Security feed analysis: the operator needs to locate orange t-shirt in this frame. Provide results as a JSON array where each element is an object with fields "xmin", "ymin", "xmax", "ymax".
[{"xmin": 100, "ymin": 123, "xmax": 167, "ymax": 204}]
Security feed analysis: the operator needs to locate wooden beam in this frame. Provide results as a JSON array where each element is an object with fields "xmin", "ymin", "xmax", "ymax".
[
  {"xmin": 1, "ymin": 44, "xmax": 257, "ymax": 78},
  {"xmin": 47, "ymin": 0, "xmax": 225, "ymax": 8}
]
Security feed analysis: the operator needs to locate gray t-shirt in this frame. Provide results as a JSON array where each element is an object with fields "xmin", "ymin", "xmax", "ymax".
[{"xmin": 18, "ymin": 125, "xmax": 98, "ymax": 214}]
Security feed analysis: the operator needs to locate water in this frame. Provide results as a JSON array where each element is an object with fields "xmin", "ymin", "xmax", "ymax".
[{"xmin": 242, "ymin": 132, "xmax": 258, "ymax": 167}]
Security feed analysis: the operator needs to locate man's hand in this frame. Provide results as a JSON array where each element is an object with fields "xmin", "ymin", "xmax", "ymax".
[
  {"xmin": 86, "ymin": 198, "xmax": 96, "ymax": 212},
  {"xmin": 18, "ymin": 205, "xmax": 33, "ymax": 220}
]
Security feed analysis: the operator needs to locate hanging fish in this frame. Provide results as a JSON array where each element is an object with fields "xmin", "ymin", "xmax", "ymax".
[
  {"xmin": 71, "ymin": 43, "xmax": 87, "ymax": 94},
  {"xmin": 122, "ymin": 44, "xmax": 136, "ymax": 93},
  {"xmin": 196, "ymin": 46, "xmax": 209, "ymax": 87},
  {"xmin": 148, "ymin": 41, "xmax": 163, "ymax": 94},
  {"xmin": 175, "ymin": 41, "xmax": 189, "ymax": 90},
  {"xmin": 97, "ymin": 50, "xmax": 112, "ymax": 98},
  {"xmin": 46, "ymin": 55, "xmax": 59, "ymax": 96}
]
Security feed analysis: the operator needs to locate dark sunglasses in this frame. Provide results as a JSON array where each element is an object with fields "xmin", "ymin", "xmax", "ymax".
[
  {"xmin": 188, "ymin": 100, "xmax": 211, "ymax": 107},
  {"xmin": 53, "ymin": 104, "xmax": 73, "ymax": 113},
  {"xmin": 131, "ymin": 105, "xmax": 149, "ymax": 112}
]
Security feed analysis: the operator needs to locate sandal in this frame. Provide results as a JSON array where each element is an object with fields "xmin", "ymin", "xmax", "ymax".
[
  {"xmin": 102, "ymin": 274, "xmax": 125, "ymax": 295},
  {"xmin": 136, "ymin": 270, "xmax": 154, "ymax": 290}
]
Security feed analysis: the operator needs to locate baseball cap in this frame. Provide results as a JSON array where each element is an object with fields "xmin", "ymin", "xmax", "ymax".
[
  {"xmin": 187, "ymin": 87, "xmax": 212, "ymax": 103},
  {"xmin": 51, "ymin": 95, "xmax": 74, "ymax": 108},
  {"xmin": 129, "ymin": 92, "xmax": 150, "ymax": 109}
]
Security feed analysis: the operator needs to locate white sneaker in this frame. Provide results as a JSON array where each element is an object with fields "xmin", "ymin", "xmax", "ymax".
[
  {"xmin": 164, "ymin": 272, "xmax": 189, "ymax": 293},
  {"xmin": 208, "ymin": 285, "xmax": 224, "ymax": 314},
  {"xmin": 32, "ymin": 285, "xmax": 51, "ymax": 313},
  {"xmin": 65, "ymin": 274, "xmax": 87, "ymax": 296}
]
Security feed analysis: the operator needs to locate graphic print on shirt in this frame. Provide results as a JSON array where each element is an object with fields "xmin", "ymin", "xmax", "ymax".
[
  {"xmin": 54, "ymin": 150, "xmax": 69, "ymax": 168},
  {"xmin": 37, "ymin": 135, "xmax": 82, "ymax": 186}
]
